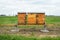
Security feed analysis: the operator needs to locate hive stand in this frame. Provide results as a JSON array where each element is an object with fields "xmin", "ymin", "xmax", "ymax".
[{"xmin": 40, "ymin": 23, "xmax": 49, "ymax": 32}]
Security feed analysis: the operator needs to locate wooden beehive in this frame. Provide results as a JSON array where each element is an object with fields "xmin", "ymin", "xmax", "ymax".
[
  {"xmin": 18, "ymin": 12, "xmax": 45, "ymax": 25},
  {"xmin": 36, "ymin": 13, "xmax": 45, "ymax": 25},
  {"xmin": 18, "ymin": 12, "xmax": 26, "ymax": 25},
  {"xmin": 27, "ymin": 13, "xmax": 36, "ymax": 25}
]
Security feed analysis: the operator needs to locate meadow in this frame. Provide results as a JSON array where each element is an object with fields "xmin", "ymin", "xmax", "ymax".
[
  {"xmin": 0, "ymin": 16, "xmax": 60, "ymax": 28},
  {"xmin": 0, "ymin": 16, "xmax": 60, "ymax": 40},
  {"xmin": 0, "ymin": 16, "xmax": 60, "ymax": 24},
  {"xmin": 0, "ymin": 34, "xmax": 60, "ymax": 40},
  {"xmin": 0, "ymin": 16, "xmax": 17, "ymax": 24}
]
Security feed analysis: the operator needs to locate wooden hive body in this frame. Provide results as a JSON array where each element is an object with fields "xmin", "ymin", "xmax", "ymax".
[
  {"xmin": 36, "ymin": 13, "xmax": 45, "ymax": 25},
  {"xmin": 18, "ymin": 12, "xmax": 45, "ymax": 25},
  {"xmin": 27, "ymin": 13, "xmax": 36, "ymax": 25},
  {"xmin": 18, "ymin": 12, "xmax": 26, "ymax": 25}
]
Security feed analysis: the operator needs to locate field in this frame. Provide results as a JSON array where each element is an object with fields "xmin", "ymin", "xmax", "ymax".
[
  {"xmin": 0, "ymin": 34, "xmax": 60, "ymax": 40},
  {"xmin": 0, "ymin": 16, "xmax": 17, "ymax": 24},
  {"xmin": 0, "ymin": 16, "xmax": 60, "ymax": 40},
  {"xmin": 0, "ymin": 16, "xmax": 60, "ymax": 24}
]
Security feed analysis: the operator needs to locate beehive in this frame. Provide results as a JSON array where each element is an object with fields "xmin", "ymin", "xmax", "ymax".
[
  {"xmin": 18, "ymin": 12, "xmax": 45, "ymax": 25},
  {"xmin": 36, "ymin": 13, "xmax": 45, "ymax": 25},
  {"xmin": 27, "ymin": 13, "xmax": 36, "ymax": 25},
  {"xmin": 18, "ymin": 12, "xmax": 26, "ymax": 25}
]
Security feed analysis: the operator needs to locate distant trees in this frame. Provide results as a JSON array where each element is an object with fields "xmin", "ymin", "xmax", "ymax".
[
  {"xmin": 46, "ymin": 15, "xmax": 55, "ymax": 16},
  {"xmin": 0, "ymin": 14, "xmax": 6, "ymax": 16},
  {"xmin": 15, "ymin": 15, "xmax": 18, "ymax": 16}
]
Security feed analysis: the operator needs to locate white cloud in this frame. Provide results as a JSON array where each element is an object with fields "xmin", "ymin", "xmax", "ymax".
[{"xmin": 0, "ymin": 0, "xmax": 60, "ymax": 16}]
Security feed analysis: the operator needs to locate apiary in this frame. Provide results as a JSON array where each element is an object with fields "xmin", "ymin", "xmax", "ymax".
[{"xmin": 18, "ymin": 12, "xmax": 45, "ymax": 25}]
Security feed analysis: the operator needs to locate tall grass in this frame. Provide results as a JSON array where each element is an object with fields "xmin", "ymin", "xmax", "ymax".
[
  {"xmin": 0, "ymin": 16, "xmax": 17, "ymax": 24},
  {"xmin": 0, "ymin": 16, "xmax": 60, "ymax": 24},
  {"xmin": 46, "ymin": 16, "xmax": 60, "ymax": 24},
  {"xmin": 0, "ymin": 34, "xmax": 60, "ymax": 40}
]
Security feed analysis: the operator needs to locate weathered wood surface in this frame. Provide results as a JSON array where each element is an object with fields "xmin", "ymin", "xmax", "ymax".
[
  {"xmin": 18, "ymin": 12, "xmax": 45, "ymax": 25},
  {"xmin": 18, "ymin": 12, "xmax": 26, "ymax": 25}
]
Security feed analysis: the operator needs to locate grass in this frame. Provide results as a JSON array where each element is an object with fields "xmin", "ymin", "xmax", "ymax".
[
  {"xmin": 0, "ymin": 16, "xmax": 60, "ymax": 40},
  {"xmin": 0, "ymin": 16, "xmax": 60, "ymax": 25},
  {"xmin": 46, "ymin": 16, "xmax": 60, "ymax": 24},
  {"xmin": 0, "ymin": 16, "xmax": 60, "ymax": 28},
  {"xmin": 18, "ymin": 25, "xmax": 43, "ymax": 28},
  {"xmin": 0, "ymin": 16, "xmax": 17, "ymax": 24},
  {"xmin": 0, "ymin": 34, "xmax": 60, "ymax": 40}
]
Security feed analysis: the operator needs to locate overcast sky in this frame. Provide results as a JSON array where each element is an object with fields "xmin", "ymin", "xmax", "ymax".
[{"xmin": 0, "ymin": 0, "xmax": 60, "ymax": 16}]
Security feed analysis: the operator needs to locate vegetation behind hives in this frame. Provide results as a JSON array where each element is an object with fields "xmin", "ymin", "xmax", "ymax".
[
  {"xmin": 0, "ymin": 16, "xmax": 60, "ymax": 24},
  {"xmin": 46, "ymin": 16, "xmax": 60, "ymax": 24},
  {"xmin": 0, "ymin": 16, "xmax": 60, "ymax": 40},
  {"xmin": 0, "ymin": 16, "xmax": 17, "ymax": 25}
]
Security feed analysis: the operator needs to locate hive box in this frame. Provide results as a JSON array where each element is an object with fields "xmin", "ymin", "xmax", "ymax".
[
  {"xmin": 27, "ymin": 13, "xmax": 36, "ymax": 25},
  {"xmin": 18, "ymin": 12, "xmax": 45, "ymax": 25},
  {"xmin": 36, "ymin": 13, "xmax": 45, "ymax": 25},
  {"xmin": 18, "ymin": 12, "xmax": 26, "ymax": 25}
]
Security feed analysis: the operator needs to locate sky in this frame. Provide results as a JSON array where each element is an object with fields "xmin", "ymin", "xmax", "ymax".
[{"xmin": 0, "ymin": 0, "xmax": 60, "ymax": 16}]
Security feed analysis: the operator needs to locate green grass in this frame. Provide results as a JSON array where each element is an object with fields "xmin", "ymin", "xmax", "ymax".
[
  {"xmin": 0, "ymin": 16, "xmax": 60, "ymax": 24},
  {"xmin": 0, "ymin": 16, "xmax": 17, "ymax": 24},
  {"xmin": 18, "ymin": 25, "xmax": 43, "ymax": 28},
  {"xmin": 0, "ymin": 34, "xmax": 60, "ymax": 40},
  {"xmin": 46, "ymin": 16, "xmax": 60, "ymax": 24},
  {"xmin": 0, "ymin": 16, "xmax": 60, "ymax": 40}
]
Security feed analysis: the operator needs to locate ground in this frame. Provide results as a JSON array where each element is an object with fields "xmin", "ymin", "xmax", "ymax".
[{"xmin": 0, "ymin": 16, "xmax": 60, "ymax": 39}]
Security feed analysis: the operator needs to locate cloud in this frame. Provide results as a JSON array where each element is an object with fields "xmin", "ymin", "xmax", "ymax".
[{"xmin": 0, "ymin": 0, "xmax": 60, "ymax": 16}]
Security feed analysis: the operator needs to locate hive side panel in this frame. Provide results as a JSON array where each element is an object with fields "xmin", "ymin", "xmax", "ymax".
[
  {"xmin": 27, "ymin": 13, "xmax": 36, "ymax": 25},
  {"xmin": 36, "ymin": 13, "xmax": 45, "ymax": 25},
  {"xmin": 18, "ymin": 13, "xmax": 26, "ymax": 25}
]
